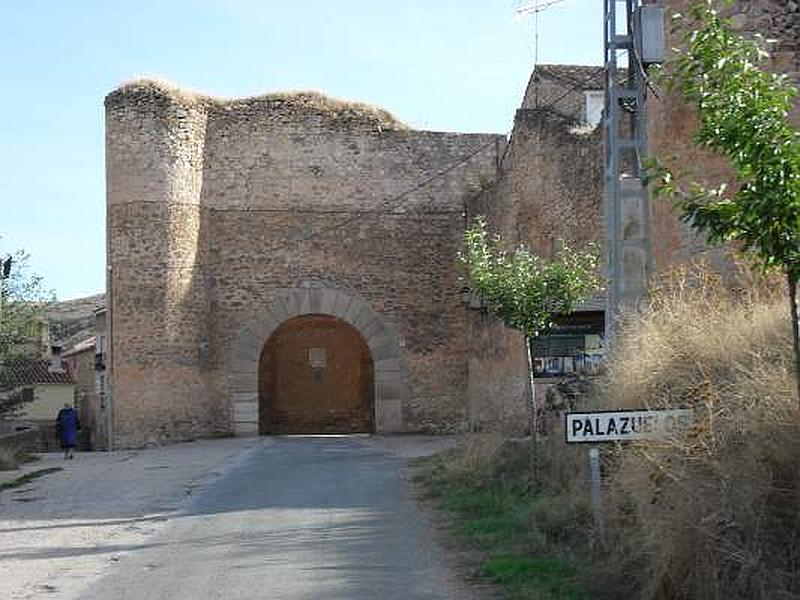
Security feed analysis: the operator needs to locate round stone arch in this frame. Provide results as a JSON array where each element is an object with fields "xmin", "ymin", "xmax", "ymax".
[{"xmin": 228, "ymin": 287, "xmax": 406, "ymax": 436}]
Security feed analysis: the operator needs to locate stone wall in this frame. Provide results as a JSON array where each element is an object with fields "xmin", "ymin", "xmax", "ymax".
[
  {"xmin": 519, "ymin": 65, "xmax": 604, "ymax": 124},
  {"xmin": 648, "ymin": 0, "xmax": 800, "ymax": 275},
  {"xmin": 106, "ymin": 81, "xmax": 503, "ymax": 446},
  {"xmin": 465, "ymin": 96, "xmax": 604, "ymax": 432},
  {"xmin": 63, "ymin": 346, "xmax": 103, "ymax": 450},
  {"xmin": 106, "ymin": 84, "xmax": 213, "ymax": 446}
]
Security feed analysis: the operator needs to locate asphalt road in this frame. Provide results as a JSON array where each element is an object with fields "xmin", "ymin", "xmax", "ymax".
[{"xmin": 80, "ymin": 436, "xmax": 482, "ymax": 600}]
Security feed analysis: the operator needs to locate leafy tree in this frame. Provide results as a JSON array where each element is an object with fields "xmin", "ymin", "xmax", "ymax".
[
  {"xmin": 460, "ymin": 217, "xmax": 601, "ymax": 440},
  {"xmin": 649, "ymin": 1, "xmax": 800, "ymax": 402},
  {"xmin": 0, "ymin": 250, "xmax": 53, "ymax": 415}
]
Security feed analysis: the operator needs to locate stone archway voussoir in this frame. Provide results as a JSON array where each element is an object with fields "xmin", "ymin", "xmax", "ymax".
[
  {"xmin": 277, "ymin": 289, "xmax": 305, "ymax": 316},
  {"xmin": 230, "ymin": 286, "xmax": 406, "ymax": 436},
  {"xmin": 362, "ymin": 319, "xmax": 387, "ymax": 345},
  {"xmin": 352, "ymin": 305, "xmax": 376, "ymax": 331},
  {"xmin": 308, "ymin": 289, "xmax": 323, "ymax": 314},
  {"xmin": 319, "ymin": 289, "xmax": 339, "ymax": 316},
  {"xmin": 330, "ymin": 292, "xmax": 351, "ymax": 319}
]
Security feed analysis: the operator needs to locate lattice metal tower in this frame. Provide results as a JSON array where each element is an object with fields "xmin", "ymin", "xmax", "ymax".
[{"xmin": 603, "ymin": 0, "xmax": 663, "ymax": 340}]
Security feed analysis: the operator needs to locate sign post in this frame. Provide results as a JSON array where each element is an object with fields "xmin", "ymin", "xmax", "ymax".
[
  {"xmin": 588, "ymin": 447, "xmax": 604, "ymax": 539},
  {"xmin": 565, "ymin": 408, "xmax": 694, "ymax": 536},
  {"xmin": 565, "ymin": 408, "xmax": 693, "ymax": 444}
]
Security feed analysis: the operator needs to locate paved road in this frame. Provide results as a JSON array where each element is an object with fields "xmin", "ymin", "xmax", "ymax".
[{"xmin": 81, "ymin": 436, "xmax": 483, "ymax": 600}]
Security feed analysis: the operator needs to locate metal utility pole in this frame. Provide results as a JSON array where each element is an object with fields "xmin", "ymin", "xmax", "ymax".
[{"xmin": 603, "ymin": 0, "xmax": 663, "ymax": 340}]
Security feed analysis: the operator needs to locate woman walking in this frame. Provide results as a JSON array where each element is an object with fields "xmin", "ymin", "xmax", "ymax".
[{"xmin": 56, "ymin": 403, "xmax": 80, "ymax": 459}]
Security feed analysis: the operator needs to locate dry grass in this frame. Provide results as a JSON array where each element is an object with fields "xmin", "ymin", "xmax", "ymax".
[
  {"xmin": 0, "ymin": 444, "xmax": 29, "ymax": 471},
  {"xmin": 109, "ymin": 78, "xmax": 410, "ymax": 130},
  {"xmin": 422, "ymin": 264, "xmax": 800, "ymax": 598},
  {"xmin": 595, "ymin": 265, "xmax": 800, "ymax": 599}
]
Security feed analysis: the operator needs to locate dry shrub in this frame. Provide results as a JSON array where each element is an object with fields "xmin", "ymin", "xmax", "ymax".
[
  {"xmin": 111, "ymin": 78, "xmax": 410, "ymax": 131},
  {"xmin": 0, "ymin": 444, "xmax": 27, "ymax": 471},
  {"xmin": 436, "ymin": 433, "xmax": 509, "ymax": 480},
  {"xmin": 597, "ymin": 264, "xmax": 800, "ymax": 599}
]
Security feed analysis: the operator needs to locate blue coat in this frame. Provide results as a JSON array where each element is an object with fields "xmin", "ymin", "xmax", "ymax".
[{"xmin": 56, "ymin": 407, "xmax": 79, "ymax": 448}]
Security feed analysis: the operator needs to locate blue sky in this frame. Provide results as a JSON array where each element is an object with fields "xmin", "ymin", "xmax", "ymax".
[{"xmin": 0, "ymin": 0, "xmax": 601, "ymax": 300}]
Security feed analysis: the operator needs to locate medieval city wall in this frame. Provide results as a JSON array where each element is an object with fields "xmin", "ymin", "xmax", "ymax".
[
  {"xmin": 106, "ymin": 81, "xmax": 502, "ymax": 446},
  {"xmin": 465, "ymin": 107, "xmax": 604, "ymax": 432}
]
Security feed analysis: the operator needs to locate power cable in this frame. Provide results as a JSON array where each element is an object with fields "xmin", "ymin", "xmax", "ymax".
[{"xmin": 111, "ymin": 140, "xmax": 498, "ymax": 273}]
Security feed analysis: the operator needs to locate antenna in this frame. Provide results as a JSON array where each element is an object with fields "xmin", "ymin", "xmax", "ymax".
[
  {"xmin": 515, "ymin": 0, "xmax": 573, "ymax": 107},
  {"xmin": 515, "ymin": 0, "xmax": 574, "ymax": 65}
]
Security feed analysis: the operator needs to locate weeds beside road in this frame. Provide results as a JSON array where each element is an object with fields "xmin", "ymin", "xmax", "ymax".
[
  {"xmin": 418, "ymin": 266, "xmax": 800, "ymax": 600},
  {"xmin": 0, "ymin": 466, "xmax": 62, "ymax": 491},
  {"xmin": 415, "ymin": 435, "xmax": 592, "ymax": 600}
]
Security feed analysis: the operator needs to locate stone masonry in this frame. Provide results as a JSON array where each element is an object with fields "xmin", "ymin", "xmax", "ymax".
[
  {"xmin": 648, "ymin": 0, "xmax": 800, "ymax": 275},
  {"xmin": 106, "ymin": 82, "xmax": 502, "ymax": 446},
  {"xmin": 105, "ymin": 2, "xmax": 800, "ymax": 447}
]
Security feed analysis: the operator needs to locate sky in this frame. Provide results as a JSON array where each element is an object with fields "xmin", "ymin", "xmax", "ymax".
[{"xmin": 0, "ymin": 0, "xmax": 602, "ymax": 300}]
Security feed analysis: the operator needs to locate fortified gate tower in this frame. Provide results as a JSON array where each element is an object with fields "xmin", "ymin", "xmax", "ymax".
[{"xmin": 105, "ymin": 81, "xmax": 502, "ymax": 447}]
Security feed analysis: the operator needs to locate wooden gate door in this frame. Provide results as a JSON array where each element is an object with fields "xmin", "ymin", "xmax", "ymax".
[{"xmin": 259, "ymin": 315, "xmax": 375, "ymax": 434}]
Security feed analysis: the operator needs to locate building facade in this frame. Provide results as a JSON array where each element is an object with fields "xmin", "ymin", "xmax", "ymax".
[
  {"xmin": 106, "ymin": 83, "xmax": 504, "ymax": 446},
  {"xmin": 105, "ymin": 1, "xmax": 800, "ymax": 447}
]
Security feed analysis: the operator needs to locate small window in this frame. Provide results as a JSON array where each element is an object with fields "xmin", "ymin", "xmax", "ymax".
[
  {"xmin": 585, "ymin": 91, "xmax": 604, "ymax": 128},
  {"xmin": 308, "ymin": 347, "xmax": 327, "ymax": 369}
]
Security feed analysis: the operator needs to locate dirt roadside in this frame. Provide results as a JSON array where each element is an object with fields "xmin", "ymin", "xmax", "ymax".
[{"xmin": 0, "ymin": 437, "xmax": 259, "ymax": 600}]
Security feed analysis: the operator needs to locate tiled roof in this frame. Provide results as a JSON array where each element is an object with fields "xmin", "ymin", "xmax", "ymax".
[
  {"xmin": 534, "ymin": 64, "xmax": 605, "ymax": 91},
  {"xmin": 62, "ymin": 336, "xmax": 95, "ymax": 357},
  {"xmin": 1, "ymin": 359, "xmax": 74, "ymax": 387},
  {"xmin": 574, "ymin": 291, "xmax": 607, "ymax": 313}
]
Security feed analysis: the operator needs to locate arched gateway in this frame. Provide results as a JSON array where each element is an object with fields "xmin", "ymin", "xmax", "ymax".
[
  {"xmin": 229, "ymin": 287, "xmax": 406, "ymax": 435},
  {"xmin": 259, "ymin": 315, "xmax": 374, "ymax": 434}
]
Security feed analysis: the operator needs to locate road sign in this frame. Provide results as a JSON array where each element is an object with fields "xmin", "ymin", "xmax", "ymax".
[{"xmin": 565, "ymin": 409, "xmax": 693, "ymax": 443}]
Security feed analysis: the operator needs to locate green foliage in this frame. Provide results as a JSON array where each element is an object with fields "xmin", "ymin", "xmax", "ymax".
[
  {"xmin": 415, "ymin": 440, "xmax": 592, "ymax": 599},
  {"xmin": 649, "ymin": 1, "xmax": 800, "ymax": 279},
  {"xmin": 460, "ymin": 218, "xmax": 601, "ymax": 338},
  {"xmin": 0, "ymin": 249, "xmax": 53, "ymax": 414},
  {"xmin": 0, "ymin": 250, "xmax": 52, "ymax": 363}
]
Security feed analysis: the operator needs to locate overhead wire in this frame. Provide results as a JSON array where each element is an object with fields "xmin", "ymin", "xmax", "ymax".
[{"xmin": 111, "ymin": 139, "xmax": 499, "ymax": 273}]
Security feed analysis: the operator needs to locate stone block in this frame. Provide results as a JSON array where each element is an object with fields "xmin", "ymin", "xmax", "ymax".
[
  {"xmin": 229, "ymin": 372, "xmax": 257, "ymax": 394},
  {"xmin": 279, "ymin": 291, "xmax": 302, "ymax": 316},
  {"xmin": 233, "ymin": 421, "xmax": 259, "ymax": 436},
  {"xmin": 352, "ymin": 305, "xmax": 375, "ymax": 330},
  {"xmin": 319, "ymin": 289, "xmax": 338, "ymax": 316},
  {"xmin": 371, "ymin": 339, "xmax": 398, "ymax": 362},
  {"xmin": 374, "ymin": 358, "xmax": 402, "ymax": 374},
  {"xmin": 232, "ymin": 401, "xmax": 258, "ymax": 422},
  {"xmin": 362, "ymin": 318, "xmax": 386, "ymax": 344},
  {"xmin": 331, "ymin": 292, "xmax": 352, "ymax": 319},
  {"xmin": 308, "ymin": 289, "xmax": 323, "ymax": 314},
  {"xmin": 376, "ymin": 399, "xmax": 403, "ymax": 433},
  {"xmin": 272, "ymin": 296, "xmax": 292, "ymax": 323},
  {"xmin": 229, "ymin": 356, "xmax": 256, "ymax": 375},
  {"xmin": 376, "ymin": 375, "xmax": 405, "ymax": 401},
  {"xmin": 342, "ymin": 296, "xmax": 363, "ymax": 325},
  {"xmin": 297, "ymin": 289, "xmax": 312, "ymax": 316}
]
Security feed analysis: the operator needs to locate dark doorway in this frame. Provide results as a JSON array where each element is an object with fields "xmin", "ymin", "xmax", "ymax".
[{"xmin": 259, "ymin": 315, "xmax": 375, "ymax": 434}]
